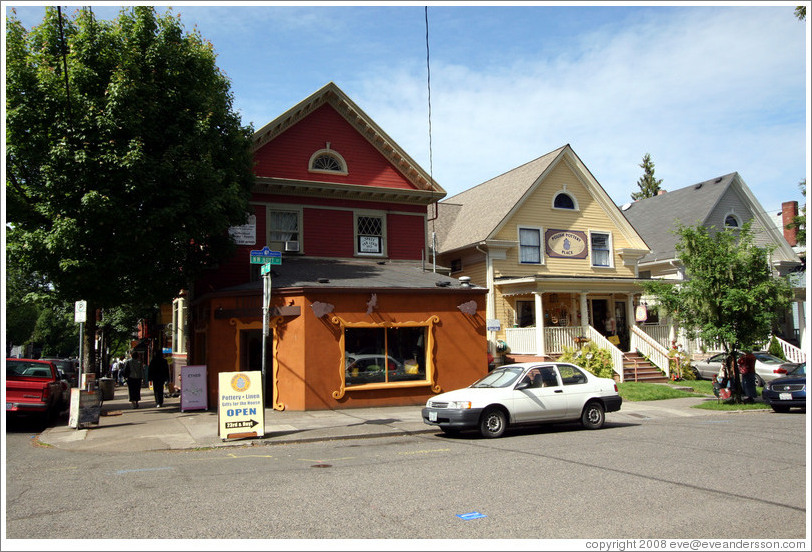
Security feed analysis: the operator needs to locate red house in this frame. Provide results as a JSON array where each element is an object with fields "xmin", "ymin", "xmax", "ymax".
[{"xmin": 187, "ymin": 83, "xmax": 488, "ymax": 410}]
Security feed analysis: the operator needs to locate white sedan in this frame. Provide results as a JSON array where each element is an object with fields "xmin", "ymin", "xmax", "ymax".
[{"xmin": 422, "ymin": 362, "xmax": 622, "ymax": 438}]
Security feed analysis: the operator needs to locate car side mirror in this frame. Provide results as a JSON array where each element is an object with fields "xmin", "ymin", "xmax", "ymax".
[{"xmin": 515, "ymin": 381, "xmax": 529, "ymax": 391}]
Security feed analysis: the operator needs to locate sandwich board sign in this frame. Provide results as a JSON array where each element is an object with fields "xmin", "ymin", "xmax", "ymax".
[{"xmin": 218, "ymin": 371, "xmax": 264, "ymax": 440}]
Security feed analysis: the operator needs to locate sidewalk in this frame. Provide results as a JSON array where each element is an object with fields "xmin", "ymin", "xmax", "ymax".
[{"xmin": 38, "ymin": 386, "xmax": 728, "ymax": 453}]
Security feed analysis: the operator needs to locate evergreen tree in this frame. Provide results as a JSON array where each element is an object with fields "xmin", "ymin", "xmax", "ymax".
[{"xmin": 631, "ymin": 153, "xmax": 663, "ymax": 201}]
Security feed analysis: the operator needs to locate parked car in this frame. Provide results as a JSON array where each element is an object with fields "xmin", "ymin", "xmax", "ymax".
[
  {"xmin": 691, "ymin": 351, "xmax": 797, "ymax": 387},
  {"xmin": 40, "ymin": 357, "xmax": 79, "ymax": 387},
  {"xmin": 421, "ymin": 362, "xmax": 622, "ymax": 438},
  {"xmin": 345, "ymin": 353, "xmax": 406, "ymax": 385},
  {"xmin": 761, "ymin": 362, "xmax": 806, "ymax": 413},
  {"xmin": 6, "ymin": 358, "xmax": 67, "ymax": 426}
]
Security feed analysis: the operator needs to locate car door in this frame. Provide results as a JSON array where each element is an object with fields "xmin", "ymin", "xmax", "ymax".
[
  {"xmin": 694, "ymin": 353, "xmax": 726, "ymax": 379},
  {"xmin": 511, "ymin": 366, "xmax": 569, "ymax": 423}
]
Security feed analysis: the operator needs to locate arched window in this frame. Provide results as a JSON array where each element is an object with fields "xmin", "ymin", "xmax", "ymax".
[
  {"xmin": 308, "ymin": 145, "xmax": 348, "ymax": 175},
  {"xmin": 724, "ymin": 214, "xmax": 740, "ymax": 228},
  {"xmin": 553, "ymin": 192, "xmax": 577, "ymax": 210}
]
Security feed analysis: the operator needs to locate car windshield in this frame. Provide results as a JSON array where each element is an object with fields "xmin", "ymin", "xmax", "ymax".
[
  {"xmin": 788, "ymin": 363, "xmax": 806, "ymax": 377},
  {"xmin": 470, "ymin": 366, "xmax": 524, "ymax": 388}
]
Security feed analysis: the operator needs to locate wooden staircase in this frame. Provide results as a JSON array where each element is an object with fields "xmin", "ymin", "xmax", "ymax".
[{"xmin": 623, "ymin": 351, "xmax": 669, "ymax": 383}]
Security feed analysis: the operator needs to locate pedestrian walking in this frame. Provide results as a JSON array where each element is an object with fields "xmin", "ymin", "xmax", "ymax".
[
  {"xmin": 123, "ymin": 352, "xmax": 144, "ymax": 409},
  {"xmin": 738, "ymin": 349, "xmax": 757, "ymax": 403},
  {"xmin": 148, "ymin": 351, "xmax": 170, "ymax": 408},
  {"xmin": 111, "ymin": 356, "xmax": 124, "ymax": 386}
]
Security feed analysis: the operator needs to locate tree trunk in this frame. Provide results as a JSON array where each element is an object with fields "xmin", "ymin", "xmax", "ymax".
[{"xmin": 81, "ymin": 299, "xmax": 97, "ymax": 380}]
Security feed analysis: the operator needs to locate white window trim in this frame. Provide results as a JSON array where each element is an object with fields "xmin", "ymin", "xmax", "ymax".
[
  {"xmin": 354, "ymin": 210, "xmax": 387, "ymax": 257},
  {"xmin": 518, "ymin": 225, "xmax": 544, "ymax": 265},
  {"xmin": 551, "ymin": 190, "xmax": 580, "ymax": 211},
  {"xmin": 267, "ymin": 205, "xmax": 304, "ymax": 253},
  {"xmin": 589, "ymin": 230, "xmax": 614, "ymax": 269},
  {"xmin": 723, "ymin": 211, "xmax": 741, "ymax": 228},
  {"xmin": 308, "ymin": 148, "xmax": 348, "ymax": 176}
]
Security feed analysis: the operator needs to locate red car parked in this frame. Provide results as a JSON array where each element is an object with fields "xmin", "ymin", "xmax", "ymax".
[{"xmin": 6, "ymin": 358, "xmax": 68, "ymax": 426}]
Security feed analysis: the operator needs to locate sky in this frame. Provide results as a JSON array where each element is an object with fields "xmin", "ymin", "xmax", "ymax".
[{"xmin": 5, "ymin": 1, "xmax": 810, "ymax": 220}]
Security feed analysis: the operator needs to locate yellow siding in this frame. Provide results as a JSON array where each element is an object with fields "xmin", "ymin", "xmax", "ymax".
[{"xmin": 492, "ymin": 160, "xmax": 637, "ymax": 279}]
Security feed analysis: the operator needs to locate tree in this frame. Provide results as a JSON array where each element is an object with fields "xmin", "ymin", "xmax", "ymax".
[
  {"xmin": 641, "ymin": 222, "xmax": 793, "ymax": 402},
  {"xmin": 795, "ymin": 6, "xmax": 806, "ymax": 21},
  {"xmin": 6, "ymin": 7, "xmax": 255, "ymax": 373},
  {"xmin": 631, "ymin": 153, "xmax": 663, "ymax": 201}
]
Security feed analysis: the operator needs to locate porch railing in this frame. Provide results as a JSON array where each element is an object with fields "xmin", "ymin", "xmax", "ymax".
[
  {"xmin": 770, "ymin": 335, "xmax": 806, "ymax": 364},
  {"xmin": 503, "ymin": 325, "xmax": 594, "ymax": 355},
  {"xmin": 641, "ymin": 324, "xmax": 670, "ymax": 349},
  {"xmin": 586, "ymin": 326, "xmax": 626, "ymax": 383},
  {"xmin": 631, "ymin": 325, "xmax": 670, "ymax": 379},
  {"xmin": 502, "ymin": 327, "xmax": 537, "ymax": 354}
]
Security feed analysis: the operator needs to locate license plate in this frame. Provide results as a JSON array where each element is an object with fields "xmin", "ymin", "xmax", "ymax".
[
  {"xmin": 779, "ymin": 393, "xmax": 793, "ymax": 401},
  {"xmin": 429, "ymin": 410, "xmax": 437, "ymax": 422}
]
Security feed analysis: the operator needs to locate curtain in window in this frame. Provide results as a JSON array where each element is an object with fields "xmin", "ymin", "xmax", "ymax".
[
  {"xmin": 270, "ymin": 211, "xmax": 298, "ymax": 242},
  {"xmin": 519, "ymin": 228, "xmax": 541, "ymax": 263}
]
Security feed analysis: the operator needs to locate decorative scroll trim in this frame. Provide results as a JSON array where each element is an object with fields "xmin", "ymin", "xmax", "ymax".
[
  {"xmin": 329, "ymin": 315, "xmax": 441, "ymax": 399},
  {"xmin": 229, "ymin": 317, "xmax": 286, "ymax": 411}
]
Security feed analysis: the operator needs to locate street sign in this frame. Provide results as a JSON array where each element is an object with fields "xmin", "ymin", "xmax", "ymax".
[
  {"xmin": 74, "ymin": 300, "xmax": 87, "ymax": 323},
  {"xmin": 260, "ymin": 262, "xmax": 273, "ymax": 275},
  {"xmin": 250, "ymin": 247, "xmax": 282, "ymax": 264}
]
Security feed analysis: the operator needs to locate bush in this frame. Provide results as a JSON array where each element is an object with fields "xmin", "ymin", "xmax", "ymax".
[
  {"xmin": 669, "ymin": 344, "xmax": 694, "ymax": 380},
  {"xmin": 767, "ymin": 335, "xmax": 786, "ymax": 360},
  {"xmin": 558, "ymin": 342, "xmax": 616, "ymax": 380}
]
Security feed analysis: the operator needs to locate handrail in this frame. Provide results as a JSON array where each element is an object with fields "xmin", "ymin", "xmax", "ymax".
[
  {"xmin": 586, "ymin": 326, "xmax": 626, "ymax": 383},
  {"xmin": 631, "ymin": 325, "xmax": 670, "ymax": 379},
  {"xmin": 771, "ymin": 335, "xmax": 807, "ymax": 364}
]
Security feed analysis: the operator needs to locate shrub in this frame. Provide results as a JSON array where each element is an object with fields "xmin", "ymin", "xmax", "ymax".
[
  {"xmin": 558, "ymin": 342, "xmax": 616, "ymax": 380},
  {"xmin": 767, "ymin": 335, "xmax": 786, "ymax": 360}
]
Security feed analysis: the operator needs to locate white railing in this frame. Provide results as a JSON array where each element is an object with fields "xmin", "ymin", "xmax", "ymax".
[
  {"xmin": 587, "ymin": 326, "xmax": 626, "ymax": 382},
  {"xmin": 631, "ymin": 326, "xmax": 670, "ymax": 379},
  {"xmin": 503, "ymin": 327, "xmax": 537, "ymax": 354},
  {"xmin": 641, "ymin": 324, "xmax": 671, "ymax": 349},
  {"xmin": 770, "ymin": 335, "xmax": 806, "ymax": 364},
  {"xmin": 546, "ymin": 326, "xmax": 586, "ymax": 354}
]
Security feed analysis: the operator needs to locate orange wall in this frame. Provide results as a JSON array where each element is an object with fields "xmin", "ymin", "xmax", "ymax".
[{"xmin": 197, "ymin": 289, "xmax": 488, "ymax": 410}]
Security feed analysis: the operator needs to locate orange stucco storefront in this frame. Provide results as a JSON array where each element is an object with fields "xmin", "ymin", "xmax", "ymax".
[{"xmin": 191, "ymin": 286, "xmax": 488, "ymax": 411}]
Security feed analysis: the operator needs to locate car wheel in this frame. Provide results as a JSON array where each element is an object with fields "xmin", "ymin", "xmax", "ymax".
[
  {"xmin": 479, "ymin": 408, "xmax": 507, "ymax": 438},
  {"xmin": 771, "ymin": 404, "xmax": 790, "ymax": 413},
  {"xmin": 581, "ymin": 401, "xmax": 605, "ymax": 430}
]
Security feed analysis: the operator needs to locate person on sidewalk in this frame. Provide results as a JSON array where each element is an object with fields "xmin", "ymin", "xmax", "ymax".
[
  {"xmin": 148, "ymin": 351, "xmax": 170, "ymax": 408},
  {"xmin": 738, "ymin": 349, "xmax": 757, "ymax": 403},
  {"xmin": 123, "ymin": 352, "xmax": 144, "ymax": 409}
]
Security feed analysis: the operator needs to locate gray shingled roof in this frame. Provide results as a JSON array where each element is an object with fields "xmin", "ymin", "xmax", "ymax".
[
  {"xmin": 621, "ymin": 173, "xmax": 737, "ymax": 264},
  {"xmin": 434, "ymin": 146, "xmax": 567, "ymax": 253},
  {"xmin": 217, "ymin": 258, "xmax": 481, "ymax": 293}
]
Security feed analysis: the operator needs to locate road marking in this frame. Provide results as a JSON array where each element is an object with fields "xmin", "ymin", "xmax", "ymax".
[
  {"xmin": 299, "ymin": 456, "xmax": 355, "ymax": 462},
  {"xmin": 398, "ymin": 448, "xmax": 450, "ymax": 455},
  {"xmin": 226, "ymin": 453, "xmax": 275, "ymax": 459},
  {"xmin": 115, "ymin": 467, "xmax": 174, "ymax": 475}
]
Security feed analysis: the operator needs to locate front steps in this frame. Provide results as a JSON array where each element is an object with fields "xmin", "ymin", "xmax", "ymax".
[{"xmin": 623, "ymin": 351, "xmax": 669, "ymax": 383}]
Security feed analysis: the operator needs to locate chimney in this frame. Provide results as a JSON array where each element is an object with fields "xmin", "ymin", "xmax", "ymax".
[
  {"xmin": 657, "ymin": 189, "xmax": 667, "ymax": 195},
  {"xmin": 781, "ymin": 201, "xmax": 799, "ymax": 246}
]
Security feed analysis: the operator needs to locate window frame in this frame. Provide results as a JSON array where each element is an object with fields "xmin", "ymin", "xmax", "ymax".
[
  {"xmin": 724, "ymin": 213, "xmax": 741, "ymax": 228},
  {"xmin": 308, "ymin": 148, "xmax": 348, "ymax": 176},
  {"xmin": 267, "ymin": 206, "xmax": 303, "ymax": 253},
  {"xmin": 518, "ymin": 225, "xmax": 544, "ymax": 265},
  {"xmin": 354, "ymin": 211, "xmax": 387, "ymax": 257},
  {"xmin": 589, "ymin": 230, "xmax": 613, "ymax": 268},
  {"xmin": 551, "ymin": 190, "xmax": 580, "ymax": 211}
]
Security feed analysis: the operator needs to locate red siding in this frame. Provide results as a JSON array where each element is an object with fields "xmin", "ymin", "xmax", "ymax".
[
  {"xmin": 254, "ymin": 104, "xmax": 417, "ymax": 191},
  {"xmin": 303, "ymin": 208, "xmax": 354, "ymax": 258},
  {"xmin": 387, "ymin": 213, "xmax": 427, "ymax": 260}
]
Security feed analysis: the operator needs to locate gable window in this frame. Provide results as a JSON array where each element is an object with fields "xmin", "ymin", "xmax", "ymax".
[
  {"xmin": 308, "ymin": 144, "xmax": 348, "ymax": 176},
  {"xmin": 355, "ymin": 213, "xmax": 385, "ymax": 256},
  {"xmin": 724, "ymin": 214, "xmax": 740, "ymax": 228},
  {"xmin": 553, "ymin": 192, "xmax": 576, "ymax": 210},
  {"xmin": 519, "ymin": 227, "xmax": 542, "ymax": 264},
  {"xmin": 590, "ymin": 231, "xmax": 612, "ymax": 268},
  {"xmin": 450, "ymin": 259, "xmax": 462, "ymax": 273}
]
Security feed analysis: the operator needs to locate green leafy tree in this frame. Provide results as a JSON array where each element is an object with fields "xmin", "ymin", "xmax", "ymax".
[
  {"xmin": 795, "ymin": 6, "xmax": 806, "ymax": 21},
  {"xmin": 631, "ymin": 153, "xmax": 663, "ymax": 201},
  {"xmin": 642, "ymin": 222, "xmax": 793, "ymax": 402},
  {"xmin": 6, "ymin": 7, "xmax": 255, "ymax": 372}
]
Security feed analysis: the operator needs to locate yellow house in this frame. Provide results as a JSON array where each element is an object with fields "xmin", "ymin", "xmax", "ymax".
[{"xmin": 433, "ymin": 145, "xmax": 656, "ymax": 381}]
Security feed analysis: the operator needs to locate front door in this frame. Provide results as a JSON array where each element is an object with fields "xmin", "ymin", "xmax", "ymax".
[
  {"xmin": 614, "ymin": 301, "xmax": 629, "ymax": 351},
  {"xmin": 590, "ymin": 299, "xmax": 612, "ymax": 336}
]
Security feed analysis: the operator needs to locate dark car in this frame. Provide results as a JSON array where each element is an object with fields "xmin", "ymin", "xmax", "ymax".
[
  {"xmin": 40, "ymin": 357, "xmax": 79, "ymax": 387},
  {"xmin": 761, "ymin": 362, "xmax": 806, "ymax": 413}
]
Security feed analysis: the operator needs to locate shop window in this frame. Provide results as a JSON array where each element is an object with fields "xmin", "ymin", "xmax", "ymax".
[
  {"xmin": 345, "ymin": 326, "xmax": 427, "ymax": 386},
  {"xmin": 519, "ymin": 227, "xmax": 542, "ymax": 264},
  {"xmin": 590, "ymin": 231, "xmax": 612, "ymax": 268},
  {"xmin": 355, "ymin": 213, "xmax": 385, "ymax": 256}
]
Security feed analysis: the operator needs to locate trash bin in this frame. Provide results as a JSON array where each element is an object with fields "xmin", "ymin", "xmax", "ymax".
[{"xmin": 99, "ymin": 377, "xmax": 115, "ymax": 400}]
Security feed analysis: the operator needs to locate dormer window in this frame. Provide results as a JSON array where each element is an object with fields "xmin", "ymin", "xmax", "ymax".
[
  {"xmin": 552, "ymin": 191, "xmax": 578, "ymax": 210},
  {"xmin": 309, "ymin": 143, "xmax": 348, "ymax": 175}
]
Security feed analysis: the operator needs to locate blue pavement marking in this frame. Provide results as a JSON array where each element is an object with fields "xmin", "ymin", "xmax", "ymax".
[
  {"xmin": 115, "ymin": 467, "xmax": 174, "ymax": 475},
  {"xmin": 456, "ymin": 511, "xmax": 487, "ymax": 521}
]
